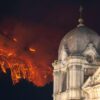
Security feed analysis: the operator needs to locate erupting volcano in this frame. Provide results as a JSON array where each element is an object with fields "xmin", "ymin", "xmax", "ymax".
[{"xmin": 0, "ymin": 20, "xmax": 54, "ymax": 87}]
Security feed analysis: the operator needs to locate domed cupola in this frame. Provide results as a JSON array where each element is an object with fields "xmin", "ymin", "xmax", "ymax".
[
  {"xmin": 58, "ymin": 7, "xmax": 100, "ymax": 61},
  {"xmin": 53, "ymin": 6, "xmax": 100, "ymax": 100}
]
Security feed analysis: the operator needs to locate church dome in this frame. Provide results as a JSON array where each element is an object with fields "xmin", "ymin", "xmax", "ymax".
[{"xmin": 58, "ymin": 25, "xmax": 100, "ymax": 59}]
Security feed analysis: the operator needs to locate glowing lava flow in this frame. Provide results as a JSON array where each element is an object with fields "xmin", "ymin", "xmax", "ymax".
[
  {"xmin": 0, "ymin": 34, "xmax": 53, "ymax": 87},
  {"xmin": 29, "ymin": 47, "xmax": 36, "ymax": 53}
]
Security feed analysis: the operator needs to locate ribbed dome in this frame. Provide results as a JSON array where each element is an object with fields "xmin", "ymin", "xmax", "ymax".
[{"xmin": 58, "ymin": 25, "xmax": 100, "ymax": 59}]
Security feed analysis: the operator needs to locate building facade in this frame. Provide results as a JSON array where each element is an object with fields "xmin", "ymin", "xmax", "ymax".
[{"xmin": 52, "ymin": 13, "xmax": 100, "ymax": 100}]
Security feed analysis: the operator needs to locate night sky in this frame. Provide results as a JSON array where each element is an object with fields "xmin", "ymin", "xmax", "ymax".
[{"xmin": 0, "ymin": 0, "xmax": 100, "ymax": 100}]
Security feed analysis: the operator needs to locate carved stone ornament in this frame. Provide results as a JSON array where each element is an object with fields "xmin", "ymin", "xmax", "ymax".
[{"xmin": 83, "ymin": 43, "xmax": 98, "ymax": 63}]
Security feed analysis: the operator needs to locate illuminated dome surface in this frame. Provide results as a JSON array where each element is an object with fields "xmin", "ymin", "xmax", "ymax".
[{"xmin": 58, "ymin": 25, "xmax": 100, "ymax": 59}]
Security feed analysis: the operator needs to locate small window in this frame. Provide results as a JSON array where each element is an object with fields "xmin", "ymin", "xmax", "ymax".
[
  {"xmin": 62, "ymin": 72, "xmax": 66, "ymax": 92},
  {"xmin": 86, "ymin": 55, "xmax": 93, "ymax": 63}
]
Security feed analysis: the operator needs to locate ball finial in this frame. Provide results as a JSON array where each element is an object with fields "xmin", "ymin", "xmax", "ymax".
[{"xmin": 77, "ymin": 6, "xmax": 84, "ymax": 27}]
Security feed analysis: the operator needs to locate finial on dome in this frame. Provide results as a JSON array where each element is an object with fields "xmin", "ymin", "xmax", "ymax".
[{"xmin": 77, "ymin": 6, "xmax": 84, "ymax": 27}]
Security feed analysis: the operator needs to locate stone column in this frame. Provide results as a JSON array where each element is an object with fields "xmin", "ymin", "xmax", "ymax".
[
  {"xmin": 53, "ymin": 71, "xmax": 59, "ymax": 94},
  {"xmin": 68, "ymin": 65, "xmax": 84, "ymax": 99},
  {"xmin": 66, "ymin": 69, "xmax": 69, "ymax": 90}
]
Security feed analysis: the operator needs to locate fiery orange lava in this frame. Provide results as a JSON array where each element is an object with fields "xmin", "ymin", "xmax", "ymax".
[
  {"xmin": 0, "ymin": 34, "xmax": 53, "ymax": 87},
  {"xmin": 29, "ymin": 47, "xmax": 36, "ymax": 53}
]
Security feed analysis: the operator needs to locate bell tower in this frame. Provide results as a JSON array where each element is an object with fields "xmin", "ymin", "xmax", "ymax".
[
  {"xmin": 52, "ymin": 56, "xmax": 85, "ymax": 100},
  {"xmin": 52, "ymin": 7, "xmax": 100, "ymax": 100}
]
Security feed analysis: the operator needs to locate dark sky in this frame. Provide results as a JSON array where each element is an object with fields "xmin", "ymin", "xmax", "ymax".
[{"xmin": 0, "ymin": 0, "xmax": 100, "ymax": 100}]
